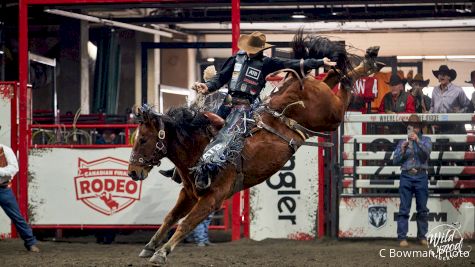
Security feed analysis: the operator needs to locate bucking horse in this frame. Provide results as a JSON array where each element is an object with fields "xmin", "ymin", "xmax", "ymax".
[{"xmin": 127, "ymin": 32, "xmax": 384, "ymax": 265}]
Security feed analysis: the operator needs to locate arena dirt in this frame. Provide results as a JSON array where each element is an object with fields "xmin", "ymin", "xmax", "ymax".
[{"xmin": 0, "ymin": 235, "xmax": 473, "ymax": 267}]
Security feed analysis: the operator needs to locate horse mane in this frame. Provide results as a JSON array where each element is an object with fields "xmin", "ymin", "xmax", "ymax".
[
  {"xmin": 165, "ymin": 106, "xmax": 210, "ymax": 137},
  {"xmin": 291, "ymin": 29, "xmax": 353, "ymax": 77}
]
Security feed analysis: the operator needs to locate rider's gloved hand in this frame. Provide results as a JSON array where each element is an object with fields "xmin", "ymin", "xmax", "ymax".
[
  {"xmin": 323, "ymin": 57, "xmax": 337, "ymax": 67},
  {"xmin": 192, "ymin": 82, "xmax": 209, "ymax": 94}
]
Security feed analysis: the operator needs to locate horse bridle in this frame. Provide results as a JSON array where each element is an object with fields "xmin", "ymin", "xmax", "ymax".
[{"xmin": 129, "ymin": 118, "xmax": 167, "ymax": 167}]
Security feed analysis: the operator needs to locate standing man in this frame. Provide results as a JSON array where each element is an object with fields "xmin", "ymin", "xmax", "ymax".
[
  {"xmin": 430, "ymin": 65, "xmax": 471, "ymax": 134},
  {"xmin": 466, "ymin": 70, "xmax": 475, "ymax": 110},
  {"xmin": 393, "ymin": 115, "xmax": 432, "ymax": 247},
  {"xmin": 0, "ymin": 139, "xmax": 40, "ymax": 252},
  {"xmin": 409, "ymin": 73, "xmax": 431, "ymax": 113}
]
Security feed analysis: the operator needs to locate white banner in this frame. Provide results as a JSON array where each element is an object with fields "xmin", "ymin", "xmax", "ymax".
[
  {"xmin": 339, "ymin": 196, "xmax": 475, "ymax": 238},
  {"xmin": 0, "ymin": 91, "xmax": 12, "ymax": 238},
  {"xmin": 250, "ymin": 138, "xmax": 319, "ymax": 241},
  {"xmin": 28, "ymin": 148, "xmax": 181, "ymax": 225}
]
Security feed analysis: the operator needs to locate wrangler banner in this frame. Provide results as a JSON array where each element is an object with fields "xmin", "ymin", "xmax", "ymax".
[
  {"xmin": 250, "ymin": 138, "xmax": 319, "ymax": 241},
  {"xmin": 28, "ymin": 148, "xmax": 180, "ymax": 225}
]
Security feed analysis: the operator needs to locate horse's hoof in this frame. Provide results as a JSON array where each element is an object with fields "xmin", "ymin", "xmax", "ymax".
[
  {"xmin": 149, "ymin": 249, "xmax": 167, "ymax": 265},
  {"xmin": 139, "ymin": 248, "xmax": 155, "ymax": 258}
]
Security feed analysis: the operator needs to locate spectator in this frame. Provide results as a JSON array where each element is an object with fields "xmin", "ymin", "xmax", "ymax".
[
  {"xmin": 393, "ymin": 115, "xmax": 432, "ymax": 247},
  {"xmin": 466, "ymin": 70, "xmax": 475, "ymax": 110},
  {"xmin": 193, "ymin": 212, "xmax": 214, "ymax": 247},
  {"xmin": 96, "ymin": 129, "xmax": 119, "ymax": 144},
  {"xmin": 0, "ymin": 140, "xmax": 40, "ymax": 252},
  {"xmin": 430, "ymin": 65, "xmax": 471, "ymax": 135},
  {"xmin": 378, "ymin": 73, "xmax": 415, "ymax": 133},
  {"xmin": 430, "ymin": 65, "xmax": 470, "ymax": 113},
  {"xmin": 408, "ymin": 73, "xmax": 431, "ymax": 113},
  {"xmin": 378, "ymin": 73, "xmax": 415, "ymax": 114}
]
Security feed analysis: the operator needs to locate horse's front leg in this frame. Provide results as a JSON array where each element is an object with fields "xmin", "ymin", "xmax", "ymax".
[
  {"xmin": 139, "ymin": 188, "xmax": 196, "ymax": 258},
  {"xmin": 149, "ymin": 174, "xmax": 233, "ymax": 265}
]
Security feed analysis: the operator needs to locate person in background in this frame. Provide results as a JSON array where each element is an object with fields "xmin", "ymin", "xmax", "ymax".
[
  {"xmin": 393, "ymin": 115, "xmax": 432, "ymax": 247},
  {"xmin": 0, "ymin": 136, "xmax": 40, "ymax": 252},
  {"xmin": 408, "ymin": 73, "xmax": 431, "ymax": 113},
  {"xmin": 378, "ymin": 73, "xmax": 415, "ymax": 134},
  {"xmin": 466, "ymin": 70, "xmax": 475, "ymax": 111},
  {"xmin": 96, "ymin": 129, "xmax": 119, "ymax": 145},
  {"xmin": 378, "ymin": 73, "xmax": 415, "ymax": 114},
  {"xmin": 430, "ymin": 65, "xmax": 471, "ymax": 134}
]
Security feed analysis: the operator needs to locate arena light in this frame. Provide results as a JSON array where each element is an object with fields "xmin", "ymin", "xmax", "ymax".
[
  {"xmin": 291, "ymin": 12, "xmax": 307, "ymax": 19},
  {"xmin": 45, "ymin": 9, "xmax": 172, "ymax": 38}
]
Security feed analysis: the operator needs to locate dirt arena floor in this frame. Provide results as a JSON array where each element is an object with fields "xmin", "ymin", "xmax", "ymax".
[{"xmin": 0, "ymin": 233, "xmax": 473, "ymax": 267}]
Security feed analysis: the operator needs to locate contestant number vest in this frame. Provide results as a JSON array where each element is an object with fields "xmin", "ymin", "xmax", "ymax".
[{"xmin": 228, "ymin": 51, "xmax": 264, "ymax": 97}]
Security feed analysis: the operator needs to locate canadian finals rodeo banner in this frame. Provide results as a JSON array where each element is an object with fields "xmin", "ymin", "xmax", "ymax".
[{"xmin": 28, "ymin": 148, "xmax": 182, "ymax": 225}]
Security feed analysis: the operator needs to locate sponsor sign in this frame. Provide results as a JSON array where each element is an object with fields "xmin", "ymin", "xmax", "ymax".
[
  {"xmin": 339, "ymin": 197, "xmax": 475, "ymax": 238},
  {"xmin": 250, "ymin": 138, "xmax": 319, "ymax": 241},
  {"xmin": 28, "ymin": 148, "xmax": 181, "ymax": 225}
]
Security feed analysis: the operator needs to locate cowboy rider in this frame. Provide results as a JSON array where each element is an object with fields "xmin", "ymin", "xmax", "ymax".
[{"xmin": 191, "ymin": 31, "xmax": 337, "ymax": 190}]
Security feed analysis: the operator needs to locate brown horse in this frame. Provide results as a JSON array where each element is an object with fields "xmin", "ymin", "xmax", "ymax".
[{"xmin": 128, "ymin": 36, "xmax": 383, "ymax": 265}]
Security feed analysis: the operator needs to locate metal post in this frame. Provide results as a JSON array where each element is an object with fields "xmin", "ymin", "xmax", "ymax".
[
  {"xmin": 317, "ymin": 137, "xmax": 325, "ymax": 238},
  {"xmin": 330, "ymin": 132, "xmax": 338, "ymax": 238},
  {"xmin": 141, "ymin": 43, "xmax": 148, "ymax": 104},
  {"xmin": 231, "ymin": 0, "xmax": 241, "ymax": 241},
  {"xmin": 18, "ymin": 0, "xmax": 29, "ymax": 219}
]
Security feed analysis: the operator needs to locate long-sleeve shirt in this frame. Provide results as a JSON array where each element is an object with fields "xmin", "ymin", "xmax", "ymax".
[
  {"xmin": 429, "ymin": 83, "xmax": 471, "ymax": 113},
  {"xmin": 206, "ymin": 55, "xmax": 324, "ymax": 92},
  {"xmin": 0, "ymin": 144, "xmax": 19, "ymax": 178},
  {"xmin": 393, "ymin": 135, "xmax": 432, "ymax": 171}
]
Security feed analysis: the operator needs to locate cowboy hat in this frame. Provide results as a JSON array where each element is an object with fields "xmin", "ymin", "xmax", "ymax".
[
  {"xmin": 408, "ymin": 73, "xmax": 430, "ymax": 87},
  {"xmin": 386, "ymin": 73, "xmax": 407, "ymax": 86},
  {"xmin": 238, "ymin": 31, "xmax": 274, "ymax": 54},
  {"xmin": 402, "ymin": 114, "xmax": 424, "ymax": 127},
  {"xmin": 465, "ymin": 70, "xmax": 475, "ymax": 84},
  {"xmin": 433, "ymin": 65, "xmax": 457, "ymax": 81}
]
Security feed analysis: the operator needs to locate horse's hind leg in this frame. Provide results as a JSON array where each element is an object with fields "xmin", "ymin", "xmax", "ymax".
[
  {"xmin": 139, "ymin": 188, "xmax": 195, "ymax": 258},
  {"xmin": 149, "ymin": 184, "xmax": 230, "ymax": 265}
]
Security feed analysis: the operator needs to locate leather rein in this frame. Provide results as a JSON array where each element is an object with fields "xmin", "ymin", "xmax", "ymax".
[{"xmin": 129, "ymin": 118, "xmax": 168, "ymax": 167}]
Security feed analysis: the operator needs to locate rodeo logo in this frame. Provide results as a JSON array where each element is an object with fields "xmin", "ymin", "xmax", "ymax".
[
  {"xmin": 74, "ymin": 157, "xmax": 142, "ymax": 216},
  {"xmin": 368, "ymin": 205, "xmax": 387, "ymax": 229}
]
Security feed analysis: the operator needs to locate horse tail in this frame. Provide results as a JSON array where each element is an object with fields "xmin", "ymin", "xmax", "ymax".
[
  {"xmin": 306, "ymin": 35, "xmax": 352, "ymax": 77},
  {"xmin": 292, "ymin": 28, "xmax": 308, "ymax": 59}
]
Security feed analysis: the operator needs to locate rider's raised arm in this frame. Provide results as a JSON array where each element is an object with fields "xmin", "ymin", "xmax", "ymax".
[
  {"xmin": 262, "ymin": 57, "xmax": 324, "ymax": 76},
  {"xmin": 205, "ymin": 56, "xmax": 235, "ymax": 92}
]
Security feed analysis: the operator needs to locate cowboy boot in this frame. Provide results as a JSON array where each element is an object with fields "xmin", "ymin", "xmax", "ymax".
[
  {"xmin": 159, "ymin": 168, "xmax": 175, "ymax": 178},
  {"xmin": 159, "ymin": 168, "xmax": 182, "ymax": 184}
]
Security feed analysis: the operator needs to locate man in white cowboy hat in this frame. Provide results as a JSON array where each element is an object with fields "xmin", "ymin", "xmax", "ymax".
[
  {"xmin": 190, "ymin": 31, "xmax": 337, "ymax": 190},
  {"xmin": 466, "ymin": 70, "xmax": 475, "ymax": 110},
  {"xmin": 408, "ymin": 73, "xmax": 431, "ymax": 113},
  {"xmin": 430, "ymin": 65, "xmax": 471, "ymax": 135}
]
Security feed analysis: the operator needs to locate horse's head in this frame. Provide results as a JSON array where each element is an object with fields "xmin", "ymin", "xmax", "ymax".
[{"xmin": 128, "ymin": 104, "xmax": 171, "ymax": 181}]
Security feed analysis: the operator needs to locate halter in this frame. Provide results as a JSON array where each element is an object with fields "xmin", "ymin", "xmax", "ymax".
[{"xmin": 129, "ymin": 118, "xmax": 167, "ymax": 167}]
